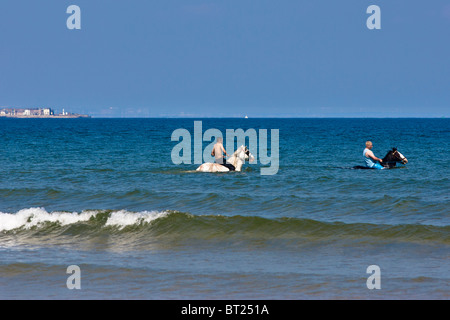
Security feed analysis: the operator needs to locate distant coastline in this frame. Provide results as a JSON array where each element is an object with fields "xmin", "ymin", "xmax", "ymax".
[
  {"xmin": 0, "ymin": 107, "xmax": 90, "ymax": 119},
  {"xmin": 0, "ymin": 114, "xmax": 91, "ymax": 119}
]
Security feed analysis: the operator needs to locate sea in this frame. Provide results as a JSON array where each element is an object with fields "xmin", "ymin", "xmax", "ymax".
[{"xmin": 0, "ymin": 118, "xmax": 448, "ymax": 300}]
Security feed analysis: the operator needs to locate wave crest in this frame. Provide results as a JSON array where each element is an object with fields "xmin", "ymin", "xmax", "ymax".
[
  {"xmin": 0, "ymin": 208, "xmax": 448, "ymax": 245},
  {"xmin": 0, "ymin": 208, "xmax": 168, "ymax": 232}
]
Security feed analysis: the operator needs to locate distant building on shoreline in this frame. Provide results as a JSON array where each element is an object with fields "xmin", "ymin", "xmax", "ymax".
[{"xmin": 0, "ymin": 107, "xmax": 90, "ymax": 118}]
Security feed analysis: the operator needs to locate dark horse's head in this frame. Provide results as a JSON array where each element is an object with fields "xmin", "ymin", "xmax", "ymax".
[{"xmin": 382, "ymin": 148, "xmax": 408, "ymax": 168}]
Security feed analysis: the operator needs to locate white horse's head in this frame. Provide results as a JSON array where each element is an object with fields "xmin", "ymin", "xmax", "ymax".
[{"xmin": 236, "ymin": 145, "xmax": 255, "ymax": 162}]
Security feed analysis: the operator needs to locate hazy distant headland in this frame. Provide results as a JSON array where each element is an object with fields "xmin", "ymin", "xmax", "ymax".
[{"xmin": 0, "ymin": 107, "xmax": 90, "ymax": 118}]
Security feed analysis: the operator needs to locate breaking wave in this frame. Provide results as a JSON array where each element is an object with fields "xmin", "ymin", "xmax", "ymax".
[
  {"xmin": 0, "ymin": 208, "xmax": 448, "ymax": 247},
  {"xmin": 0, "ymin": 207, "xmax": 169, "ymax": 232}
]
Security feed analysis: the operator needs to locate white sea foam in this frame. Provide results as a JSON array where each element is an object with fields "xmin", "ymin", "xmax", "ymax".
[
  {"xmin": 0, "ymin": 208, "xmax": 96, "ymax": 232},
  {"xmin": 105, "ymin": 210, "xmax": 169, "ymax": 230},
  {"xmin": 0, "ymin": 208, "xmax": 169, "ymax": 232}
]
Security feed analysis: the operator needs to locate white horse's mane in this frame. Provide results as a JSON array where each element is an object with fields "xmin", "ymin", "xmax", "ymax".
[{"xmin": 228, "ymin": 145, "xmax": 246, "ymax": 168}]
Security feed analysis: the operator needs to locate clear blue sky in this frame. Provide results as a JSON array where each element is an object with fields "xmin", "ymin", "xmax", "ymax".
[{"xmin": 0, "ymin": 0, "xmax": 449, "ymax": 117}]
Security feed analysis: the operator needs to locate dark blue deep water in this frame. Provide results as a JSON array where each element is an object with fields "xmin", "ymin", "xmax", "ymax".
[{"xmin": 0, "ymin": 118, "xmax": 448, "ymax": 299}]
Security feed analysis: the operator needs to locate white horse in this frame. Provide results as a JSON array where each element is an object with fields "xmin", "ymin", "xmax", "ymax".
[{"xmin": 196, "ymin": 145, "xmax": 255, "ymax": 173}]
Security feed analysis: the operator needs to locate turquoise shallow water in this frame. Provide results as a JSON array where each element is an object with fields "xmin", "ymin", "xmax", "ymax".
[{"xmin": 0, "ymin": 118, "xmax": 448, "ymax": 299}]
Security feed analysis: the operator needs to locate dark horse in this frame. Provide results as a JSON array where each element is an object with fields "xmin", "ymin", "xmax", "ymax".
[{"xmin": 353, "ymin": 148, "xmax": 408, "ymax": 170}]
